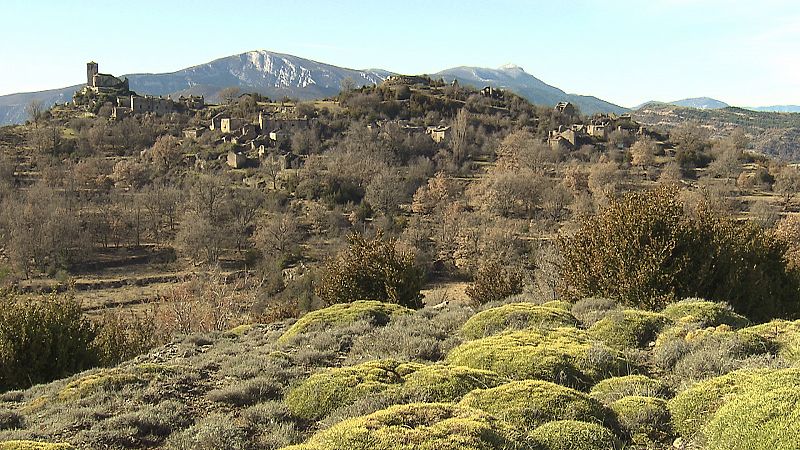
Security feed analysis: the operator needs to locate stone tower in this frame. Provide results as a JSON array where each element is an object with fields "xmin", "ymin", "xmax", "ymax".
[{"xmin": 87, "ymin": 61, "xmax": 98, "ymax": 87}]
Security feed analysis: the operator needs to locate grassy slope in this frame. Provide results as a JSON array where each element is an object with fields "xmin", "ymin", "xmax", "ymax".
[{"xmin": 1, "ymin": 296, "xmax": 799, "ymax": 449}]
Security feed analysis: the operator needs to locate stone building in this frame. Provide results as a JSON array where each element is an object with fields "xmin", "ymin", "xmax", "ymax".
[
  {"xmin": 131, "ymin": 96, "xmax": 175, "ymax": 115},
  {"xmin": 227, "ymin": 150, "xmax": 248, "ymax": 169},
  {"xmin": 85, "ymin": 61, "xmax": 129, "ymax": 94},
  {"xmin": 480, "ymin": 86, "xmax": 503, "ymax": 99},
  {"xmin": 178, "ymin": 95, "xmax": 205, "ymax": 109},
  {"xmin": 183, "ymin": 127, "xmax": 204, "ymax": 139},
  {"xmin": 426, "ymin": 125, "xmax": 451, "ymax": 143},
  {"xmin": 548, "ymin": 126, "xmax": 588, "ymax": 151},
  {"xmin": 220, "ymin": 118, "xmax": 246, "ymax": 134},
  {"xmin": 554, "ymin": 102, "xmax": 576, "ymax": 116}
]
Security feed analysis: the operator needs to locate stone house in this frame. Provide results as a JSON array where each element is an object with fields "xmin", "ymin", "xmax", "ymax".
[
  {"xmin": 554, "ymin": 102, "xmax": 576, "ymax": 116},
  {"xmin": 220, "ymin": 118, "xmax": 246, "ymax": 134},
  {"xmin": 480, "ymin": 86, "xmax": 503, "ymax": 99},
  {"xmin": 178, "ymin": 95, "xmax": 205, "ymax": 109},
  {"xmin": 183, "ymin": 127, "xmax": 204, "ymax": 139},
  {"xmin": 227, "ymin": 150, "xmax": 248, "ymax": 169},
  {"xmin": 426, "ymin": 125, "xmax": 451, "ymax": 143},
  {"xmin": 548, "ymin": 126, "xmax": 587, "ymax": 151},
  {"xmin": 131, "ymin": 96, "xmax": 175, "ymax": 115}
]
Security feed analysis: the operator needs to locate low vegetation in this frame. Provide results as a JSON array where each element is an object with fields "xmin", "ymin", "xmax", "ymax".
[{"xmin": 3, "ymin": 72, "xmax": 800, "ymax": 448}]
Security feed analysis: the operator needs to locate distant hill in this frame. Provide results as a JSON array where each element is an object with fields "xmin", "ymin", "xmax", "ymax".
[
  {"xmin": 635, "ymin": 98, "xmax": 729, "ymax": 110},
  {"xmin": 0, "ymin": 53, "xmax": 629, "ymax": 126},
  {"xmin": 0, "ymin": 50, "xmax": 393, "ymax": 126},
  {"xmin": 435, "ymin": 64, "xmax": 628, "ymax": 115},
  {"xmin": 746, "ymin": 105, "xmax": 800, "ymax": 113},
  {"xmin": 669, "ymin": 97, "xmax": 730, "ymax": 109},
  {"xmin": 633, "ymin": 102, "xmax": 800, "ymax": 161}
]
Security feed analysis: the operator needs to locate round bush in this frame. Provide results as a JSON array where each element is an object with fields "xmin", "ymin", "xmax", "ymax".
[
  {"xmin": 461, "ymin": 303, "xmax": 579, "ymax": 339},
  {"xmin": 744, "ymin": 319, "xmax": 800, "ymax": 363},
  {"xmin": 399, "ymin": 364, "xmax": 508, "ymax": 403},
  {"xmin": 662, "ymin": 299, "xmax": 750, "ymax": 329},
  {"xmin": 285, "ymin": 360, "xmax": 507, "ymax": 422},
  {"xmin": 446, "ymin": 328, "xmax": 631, "ymax": 390},
  {"xmin": 279, "ymin": 301, "xmax": 411, "ymax": 342},
  {"xmin": 668, "ymin": 368, "xmax": 800, "ymax": 440},
  {"xmin": 459, "ymin": 380, "xmax": 616, "ymax": 431},
  {"xmin": 704, "ymin": 387, "xmax": 800, "ymax": 450},
  {"xmin": 284, "ymin": 403, "xmax": 530, "ymax": 450},
  {"xmin": 610, "ymin": 396, "xmax": 674, "ymax": 447},
  {"xmin": 285, "ymin": 359, "xmax": 408, "ymax": 421},
  {"xmin": 588, "ymin": 310, "xmax": 671, "ymax": 349},
  {"xmin": 590, "ymin": 375, "xmax": 672, "ymax": 404},
  {"xmin": 530, "ymin": 420, "xmax": 621, "ymax": 450}
]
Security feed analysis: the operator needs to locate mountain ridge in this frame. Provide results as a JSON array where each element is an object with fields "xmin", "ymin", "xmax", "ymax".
[{"xmin": 0, "ymin": 50, "xmax": 627, "ymax": 125}]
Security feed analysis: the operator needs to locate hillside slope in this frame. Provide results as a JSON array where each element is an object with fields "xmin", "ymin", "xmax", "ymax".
[{"xmin": 436, "ymin": 65, "xmax": 628, "ymax": 115}]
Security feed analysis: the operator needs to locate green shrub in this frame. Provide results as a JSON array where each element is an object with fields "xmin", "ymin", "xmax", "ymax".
[
  {"xmin": 0, "ymin": 293, "xmax": 98, "ymax": 391},
  {"xmin": 459, "ymin": 380, "xmax": 616, "ymax": 431},
  {"xmin": 284, "ymin": 403, "xmax": 529, "ymax": 450},
  {"xmin": 92, "ymin": 309, "xmax": 161, "ymax": 366},
  {"xmin": 530, "ymin": 420, "xmax": 622, "ymax": 450},
  {"xmin": 0, "ymin": 443, "xmax": 74, "ymax": 450},
  {"xmin": 590, "ymin": 375, "xmax": 672, "ymax": 404},
  {"xmin": 570, "ymin": 297, "xmax": 619, "ymax": 327},
  {"xmin": 541, "ymin": 300, "xmax": 572, "ymax": 311},
  {"xmin": 610, "ymin": 396, "xmax": 674, "ymax": 448},
  {"xmin": 279, "ymin": 301, "xmax": 411, "ymax": 343},
  {"xmin": 446, "ymin": 327, "xmax": 631, "ymax": 389},
  {"xmin": 285, "ymin": 359, "xmax": 407, "ymax": 421},
  {"xmin": 559, "ymin": 187, "xmax": 800, "ymax": 321},
  {"xmin": 667, "ymin": 368, "xmax": 800, "ymax": 440},
  {"xmin": 704, "ymin": 386, "xmax": 800, "ymax": 450},
  {"xmin": 588, "ymin": 310, "xmax": 671, "ymax": 349},
  {"xmin": 315, "ymin": 233, "xmax": 424, "ymax": 309},
  {"xmin": 399, "ymin": 364, "xmax": 507, "ymax": 403},
  {"xmin": 661, "ymin": 299, "xmax": 750, "ymax": 329},
  {"xmin": 285, "ymin": 360, "xmax": 506, "ymax": 422},
  {"xmin": 744, "ymin": 319, "xmax": 800, "ymax": 363},
  {"xmin": 465, "ymin": 260, "xmax": 523, "ymax": 305},
  {"xmin": 461, "ymin": 303, "xmax": 578, "ymax": 339}
]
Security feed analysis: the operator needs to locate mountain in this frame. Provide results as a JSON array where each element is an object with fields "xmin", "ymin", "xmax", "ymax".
[
  {"xmin": 0, "ymin": 50, "xmax": 393, "ymax": 126},
  {"xmin": 633, "ymin": 102, "xmax": 800, "ymax": 161},
  {"xmin": 435, "ymin": 64, "xmax": 628, "ymax": 115},
  {"xmin": 669, "ymin": 97, "xmax": 729, "ymax": 109},
  {"xmin": 634, "ymin": 98, "xmax": 729, "ymax": 110},
  {"xmin": 0, "ymin": 52, "xmax": 627, "ymax": 126},
  {"xmin": 746, "ymin": 105, "xmax": 800, "ymax": 113},
  {"xmin": 0, "ymin": 85, "xmax": 81, "ymax": 126}
]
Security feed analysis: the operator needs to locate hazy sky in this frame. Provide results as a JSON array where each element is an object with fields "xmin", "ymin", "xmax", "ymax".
[{"xmin": 1, "ymin": 0, "xmax": 798, "ymax": 107}]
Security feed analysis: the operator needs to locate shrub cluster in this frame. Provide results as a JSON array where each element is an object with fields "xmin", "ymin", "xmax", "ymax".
[
  {"xmin": 315, "ymin": 233, "xmax": 424, "ymax": 309},
  {"xmin": 0, "ymin": 293, "xmax": 97, "ymax": 391},
  {"xmin": 446, "ymin": 327, "xmax": 631, "ymax": 389},
  {"xmin": 560, "ymin": 187, "xmax": 800, "ymax": 321},
  {"xmin": 460, "ymin": 303, "xmax": 578, "ymax": 339}
]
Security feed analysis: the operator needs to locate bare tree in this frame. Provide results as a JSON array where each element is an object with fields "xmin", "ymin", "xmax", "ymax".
[{"xmin": 25, "ymin": 100, "xmax": 44, "ymax": 127}]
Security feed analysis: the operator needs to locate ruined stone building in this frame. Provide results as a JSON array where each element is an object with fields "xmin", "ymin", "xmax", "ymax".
[
  {"xmin": 85, "ymin": 62, "xmax": 129, "ymax": 94},
  {"xmin": 178, "ymin": 95, "xmax": 205, "ymax": 109},
  {"xmin": 554, "ymin": 101, "xmax": 576, "ymax": 116},
  {"xmin": 480, "ymin": 86, "xmax": 504, "ymax": 100},
  {"xmin": 426, "ymin": 125, "xmax": 451, "ymax": 143}
]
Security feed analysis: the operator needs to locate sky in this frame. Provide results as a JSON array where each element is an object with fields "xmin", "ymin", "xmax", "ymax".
[{"xmin": 1, "ymin": 0, "xmax": 798, "ymax": 108}]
